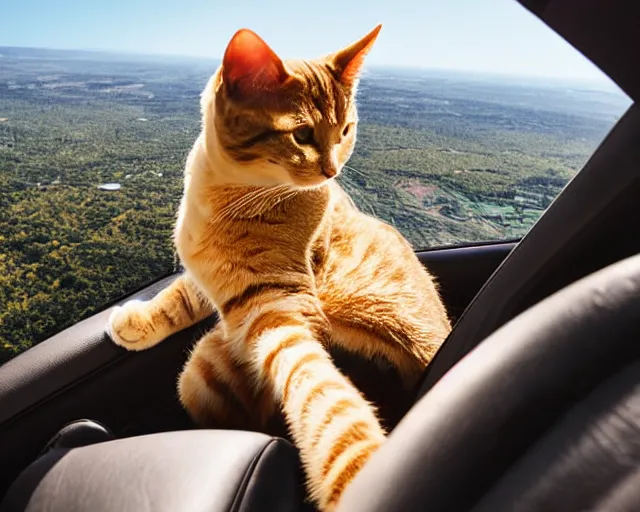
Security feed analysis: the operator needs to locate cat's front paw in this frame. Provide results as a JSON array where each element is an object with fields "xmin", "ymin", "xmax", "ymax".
[{"xmin": 107, "ymin": 300, "xmax": 162, "ymax": 351}]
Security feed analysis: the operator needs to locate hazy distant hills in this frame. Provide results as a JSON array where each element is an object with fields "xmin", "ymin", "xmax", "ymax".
[
  {"xmin": 0, "ymin": 45, "xmax": 218, "ymax": 66},
  {"xmin": 0, "ymin": 43, "xmax": 632, "ymax": 362},
  {"xmin": 2, "ymin": 45, "xmax": 628, "ymax": 122}
]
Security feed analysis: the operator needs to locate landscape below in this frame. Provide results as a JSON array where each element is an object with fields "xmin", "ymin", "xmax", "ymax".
[{"xmin": 0, "ymin": 46, "xmax": 630, "ymax": 362}]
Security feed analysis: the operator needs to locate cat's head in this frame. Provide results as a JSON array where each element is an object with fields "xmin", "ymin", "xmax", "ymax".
[{"xmin": 202, "ymin": 25, "xmax": 382, "ymax": 189}]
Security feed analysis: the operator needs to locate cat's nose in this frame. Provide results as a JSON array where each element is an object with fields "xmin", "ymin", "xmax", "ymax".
[
  {"xmin": 321, "ymin": 148, "xmax": 340, "ymax": 178},
  {"xmin": 321, "ymin": 164, "xmax": 338, "ymax": 178}
]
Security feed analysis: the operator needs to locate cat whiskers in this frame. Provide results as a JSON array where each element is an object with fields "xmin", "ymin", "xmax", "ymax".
[
  {"xmin": 240, "ymin": 185, "xmax": 299, "ymax": 218},
  {"xmin": 212, "ymin": 185, "xmax": 294, "ymax": 225},
  {"xmin": 343, "ymin": 164, "xmax": 366, "ymax": 178},
  {"xmin": 339, "ymin": 167, "xmax": 378, "ymax": 217},
  {"xmin": 226, "ymin": 186, "xmax": 288, "ymax": 219},
  {"xmin": 251, "ymin": 188, "xmax": 299, "ymax": 218},
  {"xmin": 209, "ymin": 187, "xmax": 276, "ymax": 225}
]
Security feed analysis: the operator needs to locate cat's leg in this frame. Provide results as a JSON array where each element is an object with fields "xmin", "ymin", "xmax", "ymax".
[
  {"xmin": 108, "ymin": 274, "xmax": 214, "ymax": 351},
  {"xmin": 178, "ymin": 323, "xmax": 272, "ymax": 430},
  {"xmin": 325, "ymin": 312, "xmax": 432, "ymax": 389},
  {"xmin": 225, "ymin": 292, "xmax": 386, "ymax": 511},
  {"xmin": 320, "ymin": 283, "xmax": 451, "ymax": 390}
]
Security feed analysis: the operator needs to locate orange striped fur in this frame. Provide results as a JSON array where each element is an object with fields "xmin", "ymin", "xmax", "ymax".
[{"xmin": 108, "ymin": 24, "xmax": 451, "ymax": 511}]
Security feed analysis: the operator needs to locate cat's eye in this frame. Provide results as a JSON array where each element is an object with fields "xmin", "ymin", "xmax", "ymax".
[
  {"xmin": 293, "ymin": 125, "xmax": 315, "ymax": 145},
  {"xmin": 342, "ymin": 123, "xmax": 353, "ymax": 137}
]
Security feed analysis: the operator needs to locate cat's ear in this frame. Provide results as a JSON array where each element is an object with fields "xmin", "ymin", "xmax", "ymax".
[
  {"xmin": 222, "ymin": 29, "xmax": 289, "ymax": 100},
  {"xmin": 330, "ymin": 24, "xmax": 382, "ymax": 87}
]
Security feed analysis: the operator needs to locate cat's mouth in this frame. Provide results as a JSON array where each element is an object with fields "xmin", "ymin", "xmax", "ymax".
[{"xmin": 293, "ymin": 175, "xmax": 337, "ymax": 190}]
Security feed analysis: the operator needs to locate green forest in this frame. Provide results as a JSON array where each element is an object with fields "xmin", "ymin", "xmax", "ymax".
[{"xmin": 0, "ymin": 47, "xmax": 630, "ymax": 363}]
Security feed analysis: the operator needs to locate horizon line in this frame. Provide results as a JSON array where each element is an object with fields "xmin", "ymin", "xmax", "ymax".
[{"xmin": 0, "ymin": 43, "xmax": 621, "ymax": 90}]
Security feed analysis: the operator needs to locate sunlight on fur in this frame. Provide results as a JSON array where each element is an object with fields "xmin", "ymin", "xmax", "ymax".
[{"xmin": 108, "ymin": 24, "xmax": 452, "ymax": 511}]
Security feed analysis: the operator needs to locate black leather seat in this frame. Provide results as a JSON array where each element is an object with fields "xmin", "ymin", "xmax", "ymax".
[
  {"xmin": 0, "ymin": 430, "xmax": 302, "ymax": 512},
  {"xmin": 336, "ymin": 253, "xmax": 640, "ymax": 511},
  {"xmin": 2, "ymin": 254, "xmax": 639, "ymax": 512}
]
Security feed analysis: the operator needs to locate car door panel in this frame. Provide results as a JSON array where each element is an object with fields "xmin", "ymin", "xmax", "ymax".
[{"xmin": 0, "ymin": 240, "xmax": 513, "ymax": 500}]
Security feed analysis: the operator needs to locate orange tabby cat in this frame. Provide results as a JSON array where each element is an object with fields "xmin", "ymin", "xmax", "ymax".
[{"xmin": 107, "ymin": 24, "xmax": 451, "ymax": 511}]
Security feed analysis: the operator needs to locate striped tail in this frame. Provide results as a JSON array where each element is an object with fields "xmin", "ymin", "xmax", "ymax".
[{"xmin": 236, "ymin": 300, "xmax": 387, "ymax": 511}]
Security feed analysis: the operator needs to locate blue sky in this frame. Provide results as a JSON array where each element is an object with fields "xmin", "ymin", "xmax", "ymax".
[{"xmin": 2, "ymin": 0, "xmax": 612, "ymax": 83}]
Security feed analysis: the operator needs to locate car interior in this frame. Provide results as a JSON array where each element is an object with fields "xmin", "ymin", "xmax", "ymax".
[{"xmin": 1, "ymin": 0, "xmax": 639, "ymax": 510}]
